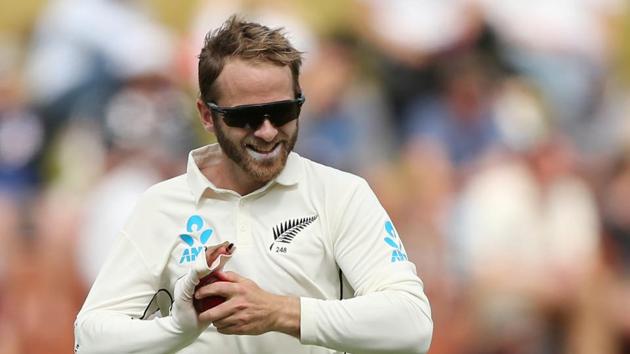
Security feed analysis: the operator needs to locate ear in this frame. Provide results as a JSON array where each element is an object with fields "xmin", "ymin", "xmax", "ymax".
[{"xmin": 196, "ymin": 98, "xmax": 215, "ymax": 133}]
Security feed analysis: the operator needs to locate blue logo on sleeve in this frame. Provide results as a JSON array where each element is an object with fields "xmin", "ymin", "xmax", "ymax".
[
  {"xmin": 384, "ymin": 221, "xmax": 408, "ymax": 263},
  {"xmin": 178, "ymin": 215, "xmax": 213, "ymax": 264}
]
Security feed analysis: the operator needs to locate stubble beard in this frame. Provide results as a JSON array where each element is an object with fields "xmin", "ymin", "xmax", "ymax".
[{"xmin": 214, "ymin": 120, "xmax": 298, "ymax": 183}]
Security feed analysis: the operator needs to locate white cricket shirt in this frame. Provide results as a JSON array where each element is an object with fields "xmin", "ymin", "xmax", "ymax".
[{"xmin": 75, "ymin": 144, "xmax": 433, "ymax": 354}]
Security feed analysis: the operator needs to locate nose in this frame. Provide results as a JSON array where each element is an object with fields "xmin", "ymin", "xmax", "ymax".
[{"xmin": 253, "ymin": 119, "xmax": 278, "ymax": 142}]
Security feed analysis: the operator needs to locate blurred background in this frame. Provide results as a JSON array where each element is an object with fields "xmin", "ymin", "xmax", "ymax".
[{"xmin": 1, "ymin": 0, "xmax": 630, "ymax": 353}]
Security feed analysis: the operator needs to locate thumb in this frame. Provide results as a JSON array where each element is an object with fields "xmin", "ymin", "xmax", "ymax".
[
  {"xmin": 172, "ymin": 265, "xmax": 207, "ymax": 333},
  {"xmin": 212, "ymin": 270, "xmax": 243, "ymax": 283},
  {"xmin": 205, "ymin": 242, "xmax": 235, "ymax": 270},
  {"xmin": 178, "ymin": 243, "xmax": 235, "ymax": 301},
  {"xmin": 177, "ymin": 248, "xmax": 220, "ymax": 300},
  {"xmin": 177, "ymin": 264, "xmax": 202, "ymax": 301}
]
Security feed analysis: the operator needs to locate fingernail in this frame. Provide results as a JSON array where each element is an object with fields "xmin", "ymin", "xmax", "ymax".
[{"xmin": 227, "ymin": 243, "xmax": 234, "ymax": 251}]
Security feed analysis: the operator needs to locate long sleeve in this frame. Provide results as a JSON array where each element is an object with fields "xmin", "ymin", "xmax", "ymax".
[
  {"xmin": 75, "ymin": 310, "xmax": 198, "ymax": 354},
  {"xmin": 299, "ymin": 179, "xmax": 433, "ymax": 354},
  {"xmin": 74, "ymin": 229, "xmax": 202, "ymax": 354}
]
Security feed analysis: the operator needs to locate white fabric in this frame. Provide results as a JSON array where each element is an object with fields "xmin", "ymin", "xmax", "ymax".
[{"xmin": 75, "ymin": 143, "xmax": 432, "ymax": 354}]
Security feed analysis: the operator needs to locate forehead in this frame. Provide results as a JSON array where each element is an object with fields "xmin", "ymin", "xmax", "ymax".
[{"xmin": 215, "ymin": 58, "xmax": 294, "ymax": 107}]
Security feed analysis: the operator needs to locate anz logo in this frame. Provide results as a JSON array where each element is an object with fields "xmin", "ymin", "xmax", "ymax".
[
  {"xmin": 384, "ymin": 220, "xmax": 408, "ymax": 263},
  {"xmin": 178, "ymin": 215, "xmax": 213, "ymax": 264}
]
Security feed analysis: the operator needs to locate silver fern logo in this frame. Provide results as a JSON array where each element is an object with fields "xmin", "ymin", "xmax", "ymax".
[{"xmin": 269, "ymin": 215, "xmax": 318, "ymax": 252}]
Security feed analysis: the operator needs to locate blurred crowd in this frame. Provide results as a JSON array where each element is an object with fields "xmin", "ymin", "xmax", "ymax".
[{"xmin": 1, "ymin": 0, "xmax": 630, "ymax": 353}]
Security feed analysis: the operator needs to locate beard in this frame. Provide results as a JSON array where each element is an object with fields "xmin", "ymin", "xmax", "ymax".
[{"xmin": 213, "ymin": 119, "xmax": 298, "ymax": 183}]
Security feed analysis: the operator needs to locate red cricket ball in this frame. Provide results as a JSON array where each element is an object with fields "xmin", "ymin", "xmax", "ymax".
[
  {"xmin": 193, "ymin": 273, "xmax": 227, "ymax": 313},
  {"xmin": 193, "ymin": 242, "xmax": 234, "ymax": 313}
]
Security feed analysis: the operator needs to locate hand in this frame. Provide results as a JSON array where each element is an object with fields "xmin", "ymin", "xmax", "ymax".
[
  {"xmin": 195, "ymin": 271, "xmax": 301, "ymax": 338},
  {"xmin": 194, "ymin": 242, "xmax": 235, "ymax": 313},
  {"xmin": 171, "ymin": 242, "xmax": 234, "ymax": 334},
  {"xmin": 204, "ymin": 242, "xmax": 234, "ymax": 268}
]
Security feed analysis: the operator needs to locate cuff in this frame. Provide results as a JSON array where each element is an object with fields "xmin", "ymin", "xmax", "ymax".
[{"xmin": 299, "ymin": 297, "xmax": 319, "ymax": 345}]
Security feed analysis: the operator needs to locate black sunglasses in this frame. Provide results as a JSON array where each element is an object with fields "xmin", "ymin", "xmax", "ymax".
[{"xmin": 207, "ymin": 95, "xmax": 305, "ymax": 130}]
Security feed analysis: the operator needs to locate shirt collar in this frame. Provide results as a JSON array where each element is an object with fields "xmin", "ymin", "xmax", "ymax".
[
  {"xmin": 274, "ymin": 151, "xmax": 301, "ymax": 186},
  {"xmin": 186, "ymin": 143, "xmax": 301, "ymax": 203}
]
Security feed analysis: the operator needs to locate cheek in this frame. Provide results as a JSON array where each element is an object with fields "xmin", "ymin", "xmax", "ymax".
[
  {"xmin": 217, "ymin": 120, "xmax": 247, "ymax": 141},
  {"xmin": 232, "ymin": 130, "xmax": 249, "ymax": 142},
  {"xmin": 228, "ymin": 130, "xmax": 252, "ymax": 148},
  {"xmin": 279, "ymin": 120, "xmax": 298, "ymax": 137}
]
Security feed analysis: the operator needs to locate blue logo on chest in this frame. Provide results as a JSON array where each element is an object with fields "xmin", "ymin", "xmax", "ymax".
[{"xmin": 178, "ymin": 215, "xmax": 213, "ymax": 264}]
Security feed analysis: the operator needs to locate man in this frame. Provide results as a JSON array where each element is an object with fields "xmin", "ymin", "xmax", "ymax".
[{"xmin": 74, "ymin": 16, "xmax": 433, "ymax": 354}]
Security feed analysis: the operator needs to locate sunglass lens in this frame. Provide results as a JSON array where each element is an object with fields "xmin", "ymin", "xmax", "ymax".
[
  {"xmin": 265, "ymin": 102, "xmax": 301, "ymax": 127},
  {"xmin": 223, "ymin": 112, "xmax": 262, "ymax": 129},
  {"xmin": 223, "ymin": 101, "xmax": 301, "ymax": 129}
]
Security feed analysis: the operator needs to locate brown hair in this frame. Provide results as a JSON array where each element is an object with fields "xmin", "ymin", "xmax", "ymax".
[{"xmin": 198, "ymin": 15, "xmax": 303, "ymax": 103}]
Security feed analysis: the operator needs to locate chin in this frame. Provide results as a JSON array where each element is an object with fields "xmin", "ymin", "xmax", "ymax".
[
  {"xmin": 213, "ymin": 120, "xmax": 297, "ymax": 184},
  {"xmin": 244, "ymin": 153, "xmax": 287, "ymax": 182}
]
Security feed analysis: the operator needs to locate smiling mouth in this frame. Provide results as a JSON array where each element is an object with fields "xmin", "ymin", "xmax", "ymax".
[{"xmin": 246, "ymin": 143, "xmax": 281, "ymax": 160}]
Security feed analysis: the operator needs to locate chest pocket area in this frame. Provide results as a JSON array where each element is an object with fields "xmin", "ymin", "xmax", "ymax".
[
  {"xmin": 268, "ymin": 215, "xmax": 320, "ymax": 257},
  {"xmin": 264, "ymin": 216, "xmax": 340, "ymax": 296}
]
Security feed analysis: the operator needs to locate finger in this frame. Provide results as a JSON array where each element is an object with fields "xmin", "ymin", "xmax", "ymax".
[
  {"xmin": 211, "ymin": 308, "xmax": 252, "ymax": 334},
  {"xmin": 213, "ymin": 270, "xmax": 244, "ymax": 283},
  {"xmin": 195, "ymin": 280, "xmax": 240, "ymax": 300},
  {"xmin": 214, "ymin": 319, "xmax": 262, "ymax": 336},
  {"xmin": 205, "ymin": 241, "xmax": 231, "ymax": 264},
  {"xmin": 215, "ymin": 321, "xmax": 243, "ymax": 335},
  {"xmin": 198, "ymin": 298, "xmax": 239, "ymax": 322}
]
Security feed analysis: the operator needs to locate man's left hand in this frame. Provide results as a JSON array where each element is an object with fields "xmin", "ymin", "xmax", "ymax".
[{"xmin": 194, "ymin": 271, "xmax": 301, "ymax": 338}]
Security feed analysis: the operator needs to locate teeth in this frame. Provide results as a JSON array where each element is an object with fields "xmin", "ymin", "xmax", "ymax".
[
  {"xmin": 247, "ymin": 144, "xmax": 281, "ymax": 161},
  {"xmin": 253, "ymin": 147, "xmax": 273, "ymax": 153}
]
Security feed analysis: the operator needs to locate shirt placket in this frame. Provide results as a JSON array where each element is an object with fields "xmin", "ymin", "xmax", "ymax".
[{"xmin": 236, "ymin": 198, "xmax": 253, "ymax": 247}]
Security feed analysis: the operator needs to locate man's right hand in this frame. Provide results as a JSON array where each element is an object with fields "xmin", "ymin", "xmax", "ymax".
[{"xmin": 171, "ymin": 241, "xmax": 234, "ymax": 334}]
